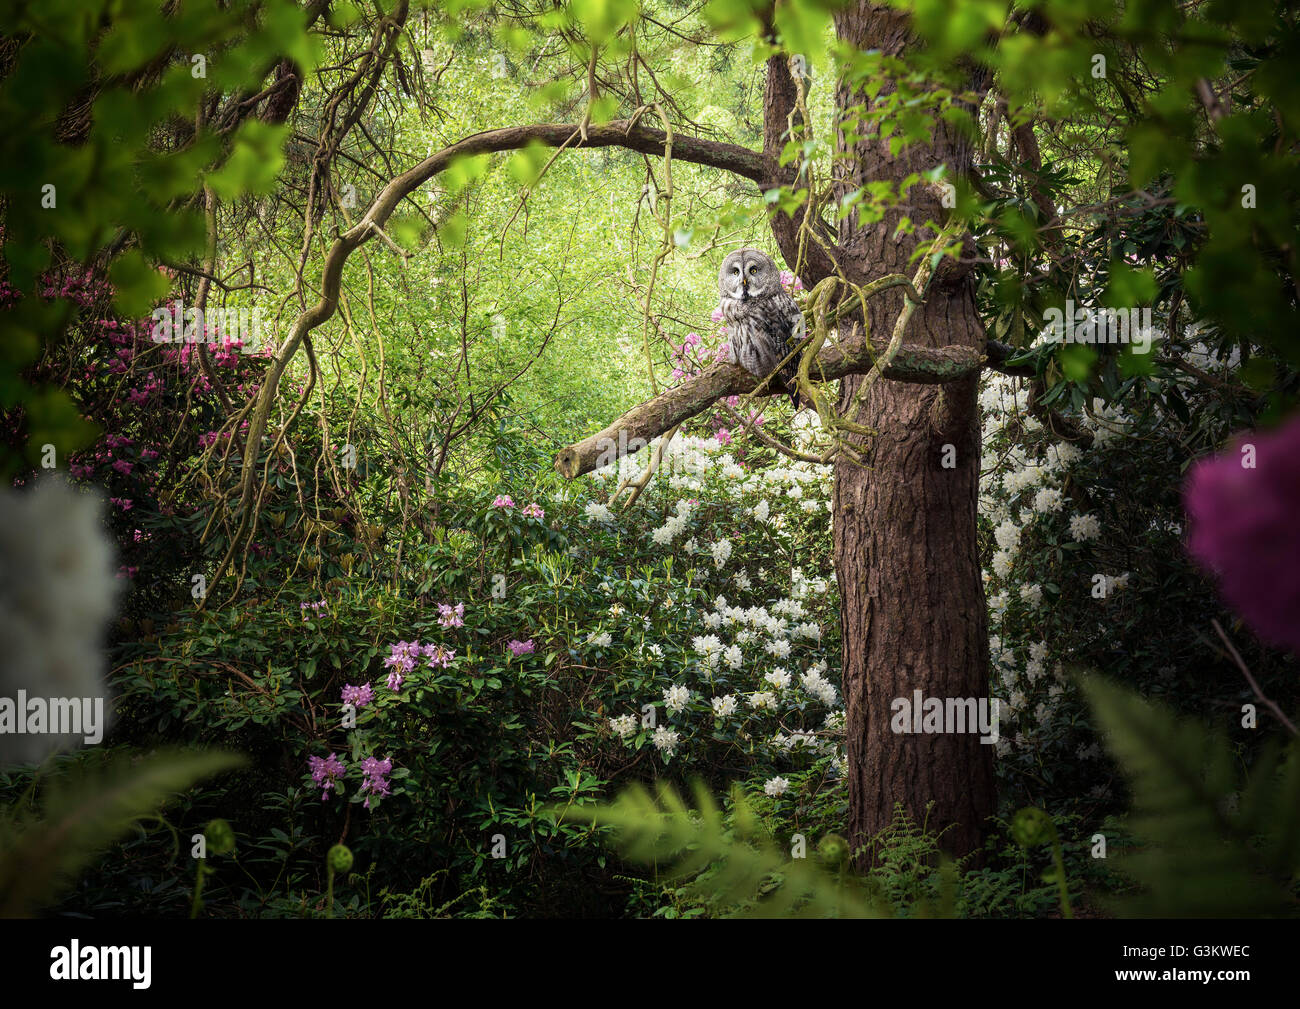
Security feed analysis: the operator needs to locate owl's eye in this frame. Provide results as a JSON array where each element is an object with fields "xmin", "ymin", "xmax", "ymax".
[
  {"xmin": 748, "ymin": 265, "xmax": 758, "ymax": 275},
  {"xmin": 732, "ymin": 266, "xmax": 740, "ymax": 274}
]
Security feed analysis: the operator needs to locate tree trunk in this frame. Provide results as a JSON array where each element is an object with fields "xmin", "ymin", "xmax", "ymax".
[{"xmin": 828, "ymin": 4, "xmax": 995, "ymax": 861}]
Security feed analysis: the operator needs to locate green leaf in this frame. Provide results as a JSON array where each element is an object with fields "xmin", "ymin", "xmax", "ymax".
[
  {"xmin": 205, "ymin": 121, "xmax": 288, "ymax": 200},
  {"xmin": 1057, "ymin": 343, "xmax": 1097, "ymax": 383},
  {"xmin": 1102, "ymin": 263, "xmax": 1157, "ymax": 309},
  {"xmin": 108, "ymin": 251, "xmax": 170, "ymax": 318},
  {"xmin": 444, "ymin": 153, "xmax": 491, "ymax": 193}
]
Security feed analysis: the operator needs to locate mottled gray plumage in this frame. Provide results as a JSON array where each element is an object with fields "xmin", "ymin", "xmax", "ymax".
[{"xmin": 717, "ymin": 249, "xmax": 802, "ymax": 409}]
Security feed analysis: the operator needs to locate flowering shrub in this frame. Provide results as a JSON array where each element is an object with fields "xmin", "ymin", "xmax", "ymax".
[
  {"xmin": 89, "ymin": 403, "xmax": 854, "ymax": 914},
  {"xmin": 976, "ymin": 324, "xmax": 1296, "ymax": 818},
  {"xmin": 8, "ymin": 268, "xmax": 282, "ymax": 614},
  {"xmin": 568, "ymin": 421, "xmax": 843, "ymax": 786}
]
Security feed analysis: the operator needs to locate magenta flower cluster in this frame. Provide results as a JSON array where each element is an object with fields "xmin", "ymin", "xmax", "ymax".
[
  {"xmin": 309, "ymin": 753, "xmax": 346, "ymax": 801},
  {"xmin": 507, "ymin": 638, "xmax": 535, "ymax": 657},
  {"xmin": 359, "ymin": 756, "xmax": 393, "ymax": 809},
  {"xmin": 492, "ymin": 494, "xmax": 515, "ymax": 509},
  {"xmin": 381, "ymin": 638, "xmax": 458, "ymax": 689},
  {"xmin": 670, "ymin": 331, "xmax": 706, "ymax": 383},
  {"xmin": 1185, "ymin": 413, "xmax": 1300, "ymax": 654},
  {"xmin": 437, "ymin": 601, "xmax": 465, "ymax": 628},
  {"xmin": 307, "ymin": 752, "xmax": 395, "ymax": 810},
  {"xmin": 341, "ymin": 682, "xmax": 373, "ymax": 708},
  {"xmin": 426, "ymin": 643, "xmax": 456, "ymax": 669},
  {"xmin": 300, "ymin": 599, "xmax": 327, "ymax": 621}
]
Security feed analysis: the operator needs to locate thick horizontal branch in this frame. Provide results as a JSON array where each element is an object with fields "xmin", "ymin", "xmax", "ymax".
[
  {"xmin": 555, "ymin": 336, "xmax": 987, "ymax": 480},
  {"xmin": 390, "ymin": 121, "xmax": 763, "ymax": 205}
]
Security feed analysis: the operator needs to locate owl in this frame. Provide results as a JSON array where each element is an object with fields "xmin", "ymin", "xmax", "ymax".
[{"xmin": 717, "ymin": 249, "xmax": 803, "ymax": 409}]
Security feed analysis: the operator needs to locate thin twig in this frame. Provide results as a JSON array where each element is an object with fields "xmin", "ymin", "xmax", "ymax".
[{"xmin": 1211, "ymin": 619, "xmax": 1298, "ymax": 737}]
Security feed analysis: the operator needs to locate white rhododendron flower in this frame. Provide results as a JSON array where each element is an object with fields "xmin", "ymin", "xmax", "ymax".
[
  {"xmin": 764, "ymin": 668, "xmax": 792, "ymax": 690},
  {"xmin": 1033, "ymin": 487, "xmax": 1065, "ymax": 514},
  {"xmin": 663, "ymin": 684, "xmax": 691, "ymax": 715},
  {"xmin": 994, "ymin": 520, "xmax": 1022, "ymax": 553},
  {"xmin": 584, "ymin": 501, "xmax": 614, "ymax": 524},
  {"xmin": 652, "ymin": 726, "xmax": 680, "ymax": 754},
  {"xmin": 1069, "ymin": 513, "xmax": 1101, "ymax": 541},
  {"xmin": 609, "ymin": 714, "xmax": 637, "ymax": 738},
  {"xmin": 765, "ymin": 638, "xmax": 791, "ymax": 659}
]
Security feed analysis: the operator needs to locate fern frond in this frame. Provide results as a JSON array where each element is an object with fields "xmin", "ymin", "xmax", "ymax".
[
  {"xmin": 0, "ymin": 748, "xmax": 244, "ymax": 917},
  {"xmin": 1083, "ymin": 677, "xmax": 1297, "ymax": 917},
  {"xmin": 557, "ymin": 780, "xmax": 889, "ymax": 918}
]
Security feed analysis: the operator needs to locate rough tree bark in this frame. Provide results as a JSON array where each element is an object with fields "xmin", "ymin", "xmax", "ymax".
[{"xmin": 821, "ymin": 4, "xmax": 995, "ymax": 861}]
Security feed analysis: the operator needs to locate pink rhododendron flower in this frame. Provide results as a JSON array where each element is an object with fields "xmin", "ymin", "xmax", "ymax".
[
  {"xmin": 1185, "ymin": 414, "xmax": 1300, "ymax": 653},
  {"xmin": 309, "ymin": 753, "xmax": 346, "ymax": 801},
  {"xmin": 426, "ymin": 644, "xmax": 455, "ymax": 669},
  {"xmin": 384, "ymin": 640, "xmax": 421, "ymax": 675},
  {"xmin": 507, "ymin": 639, "xmax": 535, "ymax": 657},
  {"xmin": 492, "ymin": 494, "xmax": 515, "ymax": 509},
  {"xmin": 359, "ymin": 756, "xmax": 394, "ymax": 809},
  {"xmin": 522, "ymin": 502, "xmax": 545, "ymax": 520},
  {"xmin": 341, "ymin": 683, "xmax": 373, "ymax": 708},
  {"xmin": 438, "ymin": 602, "xmax": 465, "ymax": 628}
]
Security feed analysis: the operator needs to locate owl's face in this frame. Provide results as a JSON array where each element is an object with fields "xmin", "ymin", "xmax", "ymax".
[{"xmin": 719, "ymin": 249, "xmax": 781, "ymax": 303}]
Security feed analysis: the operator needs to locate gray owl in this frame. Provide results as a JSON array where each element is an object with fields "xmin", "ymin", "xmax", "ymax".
[{"xmin": 717, "ymin": 249, "xmax": 803, "ymax": 409}]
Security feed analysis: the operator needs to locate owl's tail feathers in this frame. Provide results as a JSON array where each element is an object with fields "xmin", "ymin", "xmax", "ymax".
[{"xmin": 779, "ymin": 363, "xmax": 805, "ymax": 413}]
